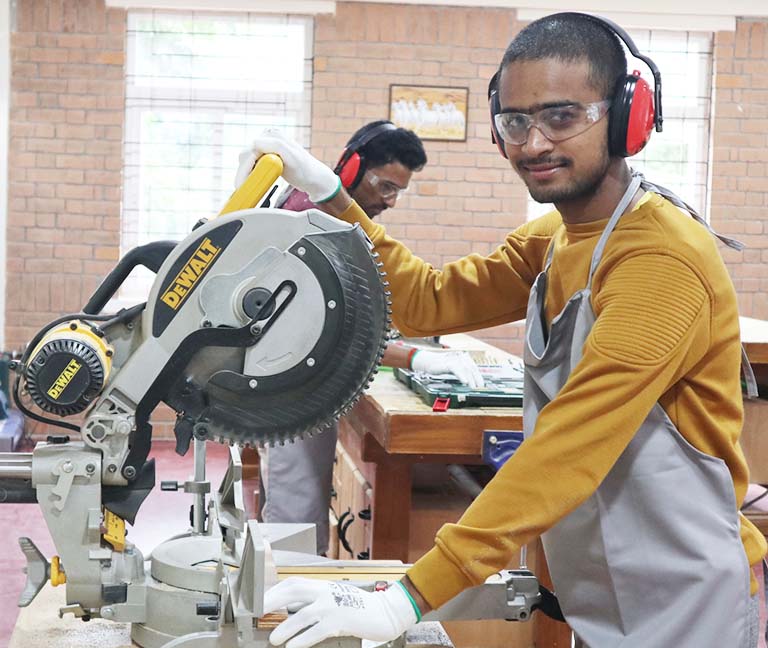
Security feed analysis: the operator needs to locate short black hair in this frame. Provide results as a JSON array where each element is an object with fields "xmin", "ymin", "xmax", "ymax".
[
  {"xmin": 351, "ymin": 120, "xmax": 427, "ymax": 171},
  {"xmin": 499, "ymin": 13, "xmax": 627, "ymax": 99}
]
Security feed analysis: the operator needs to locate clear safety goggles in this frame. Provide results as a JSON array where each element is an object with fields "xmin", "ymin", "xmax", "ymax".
[
  {"xmin": 494, "ymin": 100, "xmax": 612, "ymax": 145},
  {"xmin": 365, "ymin": 171, "xmax": 409, "ymax": 201}
]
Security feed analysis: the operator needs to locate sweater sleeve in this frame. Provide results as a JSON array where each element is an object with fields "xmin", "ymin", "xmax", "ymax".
[
  {"xmin": 407, "ymin": 252, "xmax": 712, "ymax": 608},
  {"xmin": 336, "ymin": 201, "xmax": 555, "ymax": 337}
]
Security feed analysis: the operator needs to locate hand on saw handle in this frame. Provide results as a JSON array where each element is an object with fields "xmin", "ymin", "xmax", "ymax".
[
  {"xmin": 235, "ymin": 130, "xmax": 341, "ymax": 204},
  {"xmin": 411, "ymin": 350, "xmax": 485, "ymax": 389},
  {"xmin": 264, "ymin": 577, "xmax": 419, "ymax": 648}
]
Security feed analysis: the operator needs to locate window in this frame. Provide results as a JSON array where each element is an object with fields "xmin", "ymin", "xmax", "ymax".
[
  {"xmin": 527, "ymin": 29, "xmax": 713, "ymax": 221},
  {"xmin": 121, "ymin": 11, "xmax": 313, "ymax": 302}
]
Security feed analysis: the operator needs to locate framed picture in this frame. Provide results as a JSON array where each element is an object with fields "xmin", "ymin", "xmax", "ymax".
[{"xmin": 389, "ymin": 84, "xmax": 468, "ymax": 141}]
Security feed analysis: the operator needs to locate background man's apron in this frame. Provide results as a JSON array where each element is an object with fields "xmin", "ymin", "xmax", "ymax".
[{"xmin": 522, "ymin": 176, "xmax": 753, "ymax": 647}]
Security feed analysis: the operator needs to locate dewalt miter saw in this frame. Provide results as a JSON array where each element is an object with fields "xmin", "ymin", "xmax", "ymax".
[
  {"xmin": 0, "ymin": 156, "xmax": 554, "ymax": 648},
  {"xmin": 15, "ymin": 154, "xmax": 389, "ymax": 491}
]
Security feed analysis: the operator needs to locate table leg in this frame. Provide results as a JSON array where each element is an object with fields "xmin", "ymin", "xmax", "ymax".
[{"xmin": 368, "ymin": 447, "xmax": 412, "ymax": 562}]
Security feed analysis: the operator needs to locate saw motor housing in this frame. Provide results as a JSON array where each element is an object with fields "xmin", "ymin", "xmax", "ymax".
[{"xmin": 25, "ymin": 320, "xmax": 114, "ymax": 417}]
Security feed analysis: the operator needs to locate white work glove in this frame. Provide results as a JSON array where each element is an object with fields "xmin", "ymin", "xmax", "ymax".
[
  {"xmin": 234, "ymin": 130, "xmax": 341, "ymax": 204},
  {"xmin": 411, "ymin": 350, "xmax": 485, "ymax": 389},
  {"xmin": 264, "ymin": 577, "xmax": 419, "ymax": 648}
]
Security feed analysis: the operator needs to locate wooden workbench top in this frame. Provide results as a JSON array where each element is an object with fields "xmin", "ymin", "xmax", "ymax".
[{"xmin": 351, "ymin": 371, "xmax": 522, "ymax": 457}]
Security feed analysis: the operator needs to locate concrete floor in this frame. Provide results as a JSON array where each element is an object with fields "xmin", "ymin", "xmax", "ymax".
[{"xmin": 0, "ymin": 440, "xmax": 233, "ymax": 647}]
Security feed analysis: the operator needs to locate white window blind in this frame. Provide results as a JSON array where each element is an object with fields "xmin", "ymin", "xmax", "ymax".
[
  {"xmin": 528, "ymin": 29, "xmax": 713, "ymax": 220},
  {"xmin": 121, "ymin": 10, "xmax": 313, "ymax": 301}
]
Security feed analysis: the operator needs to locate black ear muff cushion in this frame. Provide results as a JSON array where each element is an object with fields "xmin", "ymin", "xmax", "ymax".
[
  {"xmin": 608, "ymin": 75, "xmax": 636, "ymax": 157},
  {"xmin": 488, "ymin": 71, "xmax": 508, "ymax": 159}
]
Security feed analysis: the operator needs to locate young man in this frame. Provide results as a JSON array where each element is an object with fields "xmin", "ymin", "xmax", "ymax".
[
  {"xmin": 246, "ymin": 14, "xmax": 766, "ymax": 648},
  {"xmin": 237, "ymin": 121, "xmax": 483, "ymax": 556}
]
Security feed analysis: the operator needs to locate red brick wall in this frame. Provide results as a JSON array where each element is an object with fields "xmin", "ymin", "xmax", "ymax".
[
  {"xmin": 6, "ymin": 0, "xmax": 124, "ymax": 350},
  {"xmin": 5, "ymin": 2, "xmax": 768, "ymax": 359},
  {"xmin": 711, "ymin": 20, "xmax": 768, "ymax": 321}
]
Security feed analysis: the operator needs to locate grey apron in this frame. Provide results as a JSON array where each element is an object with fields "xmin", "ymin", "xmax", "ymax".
[{"xmin": 523, "ymin": 175, "xmax": 753, "ymax": 647}]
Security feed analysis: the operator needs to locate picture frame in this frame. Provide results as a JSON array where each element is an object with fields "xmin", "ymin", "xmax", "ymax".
[{"xmin": 389, "ymin": 84, "xmax": 469, "ymax": 142}]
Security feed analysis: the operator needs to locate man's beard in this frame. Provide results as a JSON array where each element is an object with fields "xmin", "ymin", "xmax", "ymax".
[{"xmin": 525, "ymin": 153, "xmax": 611, "ymax": 204}]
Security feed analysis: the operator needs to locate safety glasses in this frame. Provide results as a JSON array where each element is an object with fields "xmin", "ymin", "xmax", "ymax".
[
  {"xmin": 494, "ymin": 100, "xmax": 612, "ymax": 146},
  {"xmin": 364, "ymin": 171, "xmax": 408, "ymax": 201}
]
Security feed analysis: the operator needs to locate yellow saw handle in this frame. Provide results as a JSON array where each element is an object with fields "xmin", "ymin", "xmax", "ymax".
[{"xmin": 218, "ymin": 153, "xmax": 284, "ymax": 216}]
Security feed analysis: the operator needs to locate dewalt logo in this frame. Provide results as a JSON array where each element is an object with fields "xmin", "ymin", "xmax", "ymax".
[
  {"xmin": 160, "ymin": 238, "xmax": 221, "ymax": 310},
  {"xmin": 47, "ymin": 359, "xmax": 82, "ymax": 400}
]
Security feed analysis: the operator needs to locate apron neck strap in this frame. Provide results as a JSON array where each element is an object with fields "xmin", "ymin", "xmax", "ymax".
[
  {"xmin": 639, "ymin": 178, "xmax": 744, "ymax": 251},
  {"xmin": 586, "ymin": 173, "xmax": 644, "ymax": 287},
  {"xmin": 544, "ymin": 173, "xmax": 642, "ymax": 275}
]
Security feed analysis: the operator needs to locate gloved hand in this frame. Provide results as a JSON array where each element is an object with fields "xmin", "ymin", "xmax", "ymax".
[
  {"xmin": 411, "ymin": 350, "xmax": 485, "ymax": 389},
  {"xmin": 264, "ymin": 577, "xmax": 419, "ymax": 648},
  {"xmin": 234, "ymin": 130, "xmax": 341, "ymax": 204}
]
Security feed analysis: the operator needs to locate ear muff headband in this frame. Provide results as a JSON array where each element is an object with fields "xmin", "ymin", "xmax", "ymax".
[
  {"xmin": 334, "ymin": 121, "xmax": 398, "ymax": 190},
  {"xmin": 488, "ymin": 12, "xmax": 663, "ymax": 159}
]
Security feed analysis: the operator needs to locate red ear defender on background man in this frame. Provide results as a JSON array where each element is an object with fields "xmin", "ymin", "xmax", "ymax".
[{"xmin": 334, "ymin": 121, "xmax": 398, "ymax": 189}]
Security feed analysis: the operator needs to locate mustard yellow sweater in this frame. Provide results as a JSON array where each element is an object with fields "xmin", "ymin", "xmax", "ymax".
[{"xmin": 338, "ymin": 194, "xmax": 766, "ymax": 607}]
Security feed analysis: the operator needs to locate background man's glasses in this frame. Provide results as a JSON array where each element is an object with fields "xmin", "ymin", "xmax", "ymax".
[
  {"xmin": 494, "ymin": 100, "xmax": 612, "ymax": 145},
  {"xmin": 365, "ymin": 171, "xmax": 408, "ymax": 200}
]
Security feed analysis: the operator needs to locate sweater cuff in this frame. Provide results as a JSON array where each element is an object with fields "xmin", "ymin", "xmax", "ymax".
[{"xmin": 405, "ymin": 544, "xmax": 474, "ymax": 610}]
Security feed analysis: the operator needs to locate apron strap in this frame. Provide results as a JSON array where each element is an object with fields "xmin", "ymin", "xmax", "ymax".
[
  {"xmin": 586, "ymin": 173, "xmax": 644, "ymax": 287},
  {"xmin": 638, "ymin": 177, "xmax": 745, "ymax": 251},
  {"xmin": 741, "ymin": 345, "xmax": 759, "ymax": 400}
]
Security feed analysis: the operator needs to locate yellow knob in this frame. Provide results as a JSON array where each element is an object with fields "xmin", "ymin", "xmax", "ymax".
[{"xmin": 50, "ymin": 555, "xmax": 67, "ymax": 586}]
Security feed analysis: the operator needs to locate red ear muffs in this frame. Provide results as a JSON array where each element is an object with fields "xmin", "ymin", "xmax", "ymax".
[
  {"xmin": 493, "ymin": 13, "xmax": 663, "ymax": 160},
  {"xmin": 488, "ymin": 71, "xmax": 508, "ymax": 160},
  {"xmin": 333, "ymin": 121, "xmax": 398, "ymax": 191},
  {"xmin": 336, "ymin": 149, "xmax": 362, "ymax": 188},
  {"xmin": 608, "ymin": 71, "xmax": 655, "ymax": 157},
  {"xmin": 624, "ymin": 73, "xmax": 655, "ymax": 156}
]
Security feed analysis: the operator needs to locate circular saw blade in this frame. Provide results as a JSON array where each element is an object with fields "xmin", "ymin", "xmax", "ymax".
[{"xmin": 167, "ymin": 222, "xmax": 390, "ymax": 448}]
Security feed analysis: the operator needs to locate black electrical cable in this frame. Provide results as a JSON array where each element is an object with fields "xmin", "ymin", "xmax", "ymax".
[
  {"xmin": 13, "ymin": 373, "xmax": 80, "ymax": 432},
  {"xmin": 20, "ymin": 311, "xmax": 117, "ymax": 366}
]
